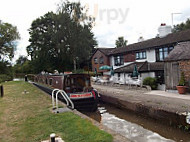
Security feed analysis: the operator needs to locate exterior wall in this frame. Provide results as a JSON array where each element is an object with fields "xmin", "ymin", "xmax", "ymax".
[
  {"xmin": 179, "ymin": 60, "xmax": 190, "ymax": 85},
  {"xmin": 124, "ymin": 52, "xmax": 135, "ymax": 62},
  {"xmin": 157, "ymin": 84, "xmax": 166, "ymax": 91},
  {"xmin": 147, "ymin": 49, "xmax": 156, "ymax": 62},
  {"xmin": 110, "ymin": 56, "xmax": 114, "ymax": 67},
  {"xmin": 92, "ymin": 50, "xmax": 110, "ymax": 73},
  {"xmin": 135, "ymin": 49, "xmax": 156, "ymax": 63},
  {"xmin": 111, "ymin": 52, "xmax": 135, "ymax": 70}
]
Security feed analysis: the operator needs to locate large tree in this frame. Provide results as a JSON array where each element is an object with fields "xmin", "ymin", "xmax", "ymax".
[
  {"xmin": 0, "ymin": 21, "xmax": 20, "ymax": 61},
  {"xmin": 28, "ymin": 1, "xmax": 97, "ymax": 73},
  {"xmin": 115, "ymin": 36, "xmax": 127, "ymax": 48},
  {"xmin": 173, "ymin": 18, "xmax": 190, "ymax": 32},
  {"xmin": 13, "ymin": 55, "xmax": 32, "ymax": 74}
]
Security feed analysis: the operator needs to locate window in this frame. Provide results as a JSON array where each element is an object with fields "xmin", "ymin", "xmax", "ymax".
[
  {"xmin": 136, "ymin": 51, "xmax": 146, "ymax": 60},
  {"xmin": 99, "ymin": 57, "xmax": 104, "ymax": 64},
  {"xmin": 156, "ymin": 46, "xmax": 174, "ymax": 61},
  {"xmin": 114, "ymin": 55, "xmax": 124, "ymax": 66},
  {"xmin": 94, "ymin": 57, "xmax": 98, "ymax": 64},
  {"xmin": 49, "ymin": 79, "xmax": 53, "ymax": 85},
  {"xmin": 155, "ymin": 71, "xmax": 164, "ymax": 84}
]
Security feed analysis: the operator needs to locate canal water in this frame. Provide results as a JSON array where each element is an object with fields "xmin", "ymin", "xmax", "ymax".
[{"xmin": 83, "ymin": 103, "xmax": 190, "ymax": 142}]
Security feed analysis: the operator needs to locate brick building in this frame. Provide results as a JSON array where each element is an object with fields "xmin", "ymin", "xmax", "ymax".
[
  {"xmin": 91, "ymin": 27, "xmax": 190, "ymax": 90},
  {"xmin": 91, "ymin": 48, "xmax": 115, "ymax": 73}
]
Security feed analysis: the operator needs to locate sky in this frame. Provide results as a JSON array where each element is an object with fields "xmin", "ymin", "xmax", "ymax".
[{"xmin": 0, "ymin": 0, "xmax": 190, "ymax": 62}]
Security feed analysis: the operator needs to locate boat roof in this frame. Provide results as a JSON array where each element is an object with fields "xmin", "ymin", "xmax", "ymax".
[{"xmin": 38, "ymin": 73, "xmax": 90, "ymax": 77}]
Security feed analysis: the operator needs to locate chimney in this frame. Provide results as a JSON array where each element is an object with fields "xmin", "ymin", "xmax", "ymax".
[
  {"xmin": 138, "ymin": 36, "xmax": 144, "ymax": 42},
  {"xmin": 158, "ymin": 23, "xmax": 172, "ymax": 38}
]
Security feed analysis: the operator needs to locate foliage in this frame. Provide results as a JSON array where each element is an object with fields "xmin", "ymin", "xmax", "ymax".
[
  {"xmin": 27, "ymin": 1, "xmax": 97, "ymax": 73},
  {"xmin": 13, "ymin": 56, "xmax": 33, "ymax": 74},
  {"xmin": 178, "ymin": 72, "xmax": 186, "ymax": 86},
  {"xmin": 143, "ymin": 77, "xmax": 158, "ymax": 90},
  {"xmin": 0, "ymin": 21, "xmax": 20, "ymax": 60},
  {"xmin": 0, "ymin": 81, "xmax": 113, "ymax": 142},
  {"xmin": 0, "ymin": 74, "xmax": 13, "ymax": 83},
  {"xmin": 173, "ymin": 18, "xmax": 190, "ymax": 32},
  {"xmin": 0, "ymin": 60, "xmax": 13, "ymax": 76},
  {"xmin": 115, "ymin": 36, "xmax": 127, "ymax": 48}
]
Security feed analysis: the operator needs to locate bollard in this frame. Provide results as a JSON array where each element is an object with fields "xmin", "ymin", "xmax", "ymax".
[
  {"xmin": 0, "ymin": 85, "xmax": 4, "ymax": 97},
  {"xmin": 50, "ymin": 133, "xmax": 55, "ymax": 142},
  {"xmin": 25, "ymin": 75, "xmax": 28, "ymax": 82}
]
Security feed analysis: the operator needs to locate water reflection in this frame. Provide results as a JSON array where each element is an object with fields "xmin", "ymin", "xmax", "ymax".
[{"xmin": 83, "ymin": 103, "xmax": 190, "ymax": 142}]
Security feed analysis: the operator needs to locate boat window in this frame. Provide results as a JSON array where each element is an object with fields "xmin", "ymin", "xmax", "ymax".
[
  {"xmin": 85, "ymin": 79, "xmax": 90, "ymax": 87},
  {"xmin": 49, "ymin": 79, "xmax": 53, "ymax": 85},
  {"xmin": 45, "ymin": 78, "xmax": 48, "ymax": 84},
  {"xmin": 71, "ymin": 78, "xmax": 74, "ymax": 84},
  {"xmin": 66, "ymin": 78, "xmax": 71, "ymax": 86}
]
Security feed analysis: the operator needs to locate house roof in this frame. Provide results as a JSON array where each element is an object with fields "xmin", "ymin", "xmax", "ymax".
[
  {"xmin": 110, "ymin": 29, "xmax": 190, "ymax": 55},
  {"xmin": 114, "ymin": 62, "xmax": 164, "ymax": 73},
  {"xmin": 91, "ymin": 48, "xmax": 115, "ymax": 58},
  {"xmin": 98, "ymin": 48, "xmax": 115, "ymax": 56},
  {"xmin": 140, "ymin": 62, "xmax": 164, "ymax": 72},
  {"xmin": 114, "ymin": 62, "xmax": 145, "ymax": 73},
  {"xmin": 164, "ymin": 41, "xmax": 190, "ymax": 61}
]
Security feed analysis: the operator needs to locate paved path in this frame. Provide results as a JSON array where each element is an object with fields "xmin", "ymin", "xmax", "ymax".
[
  {"xmin": 93, "ymin": 84, "xmax": 190, "ymax": 113},
  {"xmin": 145, "ymin": 90, "xmax": 190, "ymax": 101}
]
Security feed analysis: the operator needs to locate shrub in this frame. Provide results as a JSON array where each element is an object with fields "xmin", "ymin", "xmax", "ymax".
[
  {"xmin": 178, "ymin": 72, "xmax": 185, "ymax": 86},
  {"xmin": 143, "ymin": 77, "xmax": 158, "ymax": 90},
  {"xmin": 0, "ymin": 74, "xmax": 13, "ymax": 83}
]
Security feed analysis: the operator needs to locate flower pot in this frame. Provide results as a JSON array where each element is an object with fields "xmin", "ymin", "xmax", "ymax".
[{"xmin": 176, "ymin": 86, "xmax": 186, "ymax": 94}]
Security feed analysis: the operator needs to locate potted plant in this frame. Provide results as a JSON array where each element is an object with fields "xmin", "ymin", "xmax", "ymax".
[{"xmin": 176, "ymin": 72, "xmax": 186, "ymax": 94}]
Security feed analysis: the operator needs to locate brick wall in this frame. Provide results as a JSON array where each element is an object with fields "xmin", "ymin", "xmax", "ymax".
[
  {"xmin": 91, "ymin": 50, "xmax": 110, "ymax": 73},
  {"xmin": 124, "ymin": 52, "xmax": 135, "ymax": 62},
  {"xmin": 179, "ymin": 60, "xmax": 190, "ymax": 83}
]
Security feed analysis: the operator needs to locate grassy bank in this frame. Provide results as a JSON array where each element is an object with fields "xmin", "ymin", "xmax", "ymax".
[{"xmin": 0, "ymin": 81, "xmax": 112, "ymax": 142}]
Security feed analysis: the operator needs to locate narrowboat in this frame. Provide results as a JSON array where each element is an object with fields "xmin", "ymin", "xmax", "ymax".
[{"xmin": 33, "ymin": 72, "xmax": 98, "ymax": 112}]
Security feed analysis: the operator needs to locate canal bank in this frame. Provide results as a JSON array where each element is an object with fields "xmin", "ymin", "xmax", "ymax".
[
  {"xmin": 32, "ymin": 82, "xmax": 131, "ymax": 142},
  {"xmin": 93, "ymin": 84, "xmax": 190, "ymax": 129}
]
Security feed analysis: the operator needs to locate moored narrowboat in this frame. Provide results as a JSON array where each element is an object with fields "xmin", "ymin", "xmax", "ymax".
[{"xmin": 34, "ymin": 72, "xmax": 98, "ymax": 112}]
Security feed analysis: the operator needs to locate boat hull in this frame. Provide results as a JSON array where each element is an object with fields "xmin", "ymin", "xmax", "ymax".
[{"xmin": 33, "ymin": 83, "xmax": 98, "ymax": 112}]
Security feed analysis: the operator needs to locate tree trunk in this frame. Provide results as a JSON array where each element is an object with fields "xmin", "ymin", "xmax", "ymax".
[{"xmin": 73, "ymin": 58, "xmax": 76, "ymax": 71}]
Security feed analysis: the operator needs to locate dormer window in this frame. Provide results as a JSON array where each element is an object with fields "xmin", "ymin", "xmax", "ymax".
[{"xmin": 136, "ymin": 51, "xmax": 146, "ymax": 60}]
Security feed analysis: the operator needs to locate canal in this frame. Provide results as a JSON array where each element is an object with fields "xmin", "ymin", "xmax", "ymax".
[{"xmin": 83, "ymin": 103, "xmax": 190, "ymax": 142}]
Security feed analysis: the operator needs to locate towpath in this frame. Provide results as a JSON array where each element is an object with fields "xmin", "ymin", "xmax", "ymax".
[{"xmin": 93, "ymin": 84, "xmax": 190, "ymax": 126}]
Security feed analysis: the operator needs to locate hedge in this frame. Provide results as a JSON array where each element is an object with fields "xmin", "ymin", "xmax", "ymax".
[{"xmin": 0, "ymin": 74, "xmax": 13, "ymax": 83}]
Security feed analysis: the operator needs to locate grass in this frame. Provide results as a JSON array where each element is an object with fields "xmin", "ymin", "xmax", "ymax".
[{"xmin": 0, "ymin": 81, "xmax": 113, "ymax": 142}]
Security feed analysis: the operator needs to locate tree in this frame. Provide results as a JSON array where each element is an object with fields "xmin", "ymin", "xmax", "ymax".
[
  {"xmin": 115, "ymin": 36, "xmax": 127, "ymax": 48},
  {"xmin": 27, "ymin": 1, "xmax": 97, "ymax": 73},
  {"xmin": 13, "ymin": 55, "xmax": 33, "ymax": 74},
  {"xmin": 57, "ymin": 1, "xmax": 96, "ymax": 71},
  {"xmin": 173, "ymin": 18, "xmax": 190, "ymax": 32},
  {"xmin": 16, "ymin": 55, "xmax": 28, "ymax": 65},
  {"xmin": 0, "ymin": 21, "xmax": 20, "ymax": 61}
]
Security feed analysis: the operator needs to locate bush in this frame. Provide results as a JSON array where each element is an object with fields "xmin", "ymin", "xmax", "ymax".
[
  {"xmin": 0, "ymin": 74, "xmax": 13, "ymax": 83},
  {"xmin": 178, "ymin": 72, "xmax": 185, "ymax": 86},
  {"xmin": 143, "ymin": 77, "xmax": 158, "ymax": 90}
]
